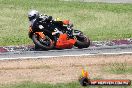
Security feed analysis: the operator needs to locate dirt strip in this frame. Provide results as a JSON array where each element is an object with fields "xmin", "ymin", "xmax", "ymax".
[{"xmin": 0, "ymin": 54, "xmax": 132, "ymax": 84}]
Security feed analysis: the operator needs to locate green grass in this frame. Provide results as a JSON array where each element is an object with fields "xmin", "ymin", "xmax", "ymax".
[
  {"xmin": 104, "ymin": 62, "xmax": 132, "ymax": 74},
  {"xmin": 0, "ymin": 81, "xmax": 131, "ymax": 88},
  {"xmin": 0, "ymin": 0, "xmax": 132, "ymax": 46}
]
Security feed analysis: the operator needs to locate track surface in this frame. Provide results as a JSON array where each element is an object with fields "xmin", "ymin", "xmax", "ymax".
[
  {"xmin": 0, "ymin": 39, "xmax": 132, "ymax": 60},
  {"xmin": 0, "ymin": 45, "xmax": 132, "ymax": 60}
]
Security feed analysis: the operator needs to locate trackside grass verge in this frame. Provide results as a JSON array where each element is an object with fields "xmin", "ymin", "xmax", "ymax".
[
  {"xmin": 104, "ymin": 62, "xmax": 132, "ymax": 74},
  {"xmin": 1, "ymin": 81, "xmax": 132, "ymax": 88},
  {"xmin": 0, "ymin": 0, "xmax": 132, "ymax": 46}
]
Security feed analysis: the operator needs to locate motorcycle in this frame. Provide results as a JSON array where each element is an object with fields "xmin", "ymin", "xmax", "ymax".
[{"xmin": 28, "ymin": 19, "xmax": 90, "ymax": 50}]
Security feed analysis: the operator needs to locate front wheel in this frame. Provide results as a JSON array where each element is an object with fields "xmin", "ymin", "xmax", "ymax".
[{"xmin": 32, "ymin": 33, "xmax": 54, "ymax": 50}]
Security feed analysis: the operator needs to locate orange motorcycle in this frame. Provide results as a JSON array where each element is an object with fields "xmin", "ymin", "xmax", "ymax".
[{"xmin": 28, "ymin": 20, "xmax": 90, "ymax": 50}]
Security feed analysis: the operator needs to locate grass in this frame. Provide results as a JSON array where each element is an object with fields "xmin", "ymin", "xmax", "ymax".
[
  {"xmin": 0, "ymin": 0, "xmax": 132, "ymax": 46},
  {"xmin": 0, "ymin": 81, "xmax": 131, "ymax": 88},
  {"xmin": 104, "ymin": 62, "xmax": 132, "ymax": 74}
]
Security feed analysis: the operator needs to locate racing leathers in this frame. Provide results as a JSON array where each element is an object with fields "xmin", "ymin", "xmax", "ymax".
[{"xmin": 29, "ymin": 14, "xmax": 73, "ymax": 40}]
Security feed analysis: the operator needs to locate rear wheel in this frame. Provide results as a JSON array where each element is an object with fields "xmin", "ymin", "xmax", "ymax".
[
  {"xmin": 32, "ymin": 33, "xmax": 54, "ymax": 50},
  {"xmin": 74, "ymin": 31, "xmax": 90, "ymax": 48}
]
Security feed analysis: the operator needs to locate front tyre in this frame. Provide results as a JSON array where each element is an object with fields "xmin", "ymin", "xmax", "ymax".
[{"xmin": 32, "ymin": 34, "xmax": 54, "ymax": 50}]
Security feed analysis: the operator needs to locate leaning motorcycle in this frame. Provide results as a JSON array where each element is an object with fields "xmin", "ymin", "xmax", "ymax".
[{"xmin": 28, "ymin": 19, "xmax": 90, "ymax": 50}]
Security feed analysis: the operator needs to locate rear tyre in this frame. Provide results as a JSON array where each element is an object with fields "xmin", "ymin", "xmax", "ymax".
[
  {"xmin": 32, "ymin": 33, "xmax": 54, "ymax": 50},
  {"xmin": 74, "ymin": 35, "xmax": 90, "ymax": 49}
]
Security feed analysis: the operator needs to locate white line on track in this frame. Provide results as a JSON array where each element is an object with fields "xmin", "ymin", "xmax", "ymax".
[{"xmin": 1, "ymin": 51, "xmax": 132, "ymax": 60}]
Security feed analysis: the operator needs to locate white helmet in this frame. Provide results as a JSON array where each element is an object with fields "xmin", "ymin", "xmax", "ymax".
[{"xmin": 28, "ymin": 10, "xmax": 39, "ymax": 21}]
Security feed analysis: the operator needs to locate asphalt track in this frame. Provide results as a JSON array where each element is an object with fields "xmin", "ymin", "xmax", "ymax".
[
  {"xmin": 0, "ymin": 45, "xmax": 132, "ymax": 60},
  {"xmin": 0, "ymin": 39, "xmax": 132, "ymax": 60}
]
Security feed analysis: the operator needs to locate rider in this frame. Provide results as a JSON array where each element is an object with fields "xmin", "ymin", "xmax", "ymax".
[
  {"xmin": 28, "ymin": 10, "xmax": 73, "ymax": 38},
  {"xmin": 28, "ymin": 10, "xmax": 53, "ymax": 32}
]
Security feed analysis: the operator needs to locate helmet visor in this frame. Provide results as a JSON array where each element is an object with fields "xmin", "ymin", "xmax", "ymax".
[{"xmin": 28, "ymin": 15, "xmax": 36, "ymax": 21}]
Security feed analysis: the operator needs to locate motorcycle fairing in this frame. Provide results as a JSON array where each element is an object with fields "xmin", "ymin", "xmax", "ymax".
[
  {"xmin": 35, "ymin": 32, "xmax": 46, "ymax": 39},
  {"xmin": 55, "ymin": 34, "xmax": 76, "ymax": 49},
  {"xmin": 63, "ymin": 20, "xmax": 69, "ymax": 25}
]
